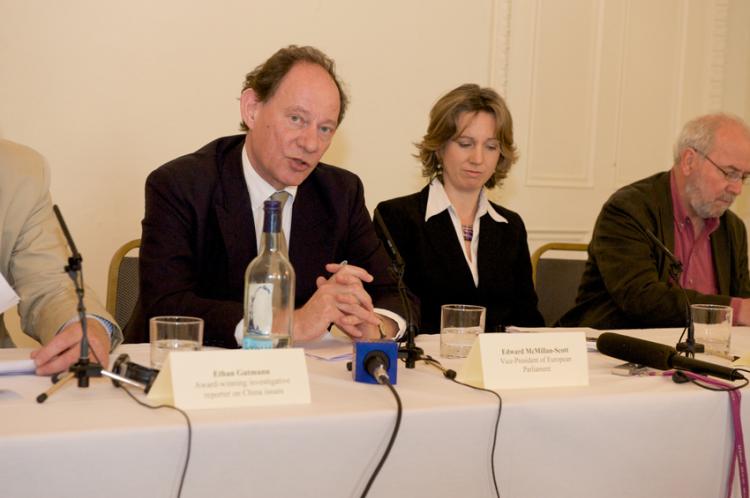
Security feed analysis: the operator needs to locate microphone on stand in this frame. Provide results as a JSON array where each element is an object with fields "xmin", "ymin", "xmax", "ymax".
[
  {"xmin": 643, "ymin": 230, "xmax": 703, "ymax": 356},
  {"xmin": 596, "ymin": 332, "xmax": 743, "ymax": 381},
  {"xmin": 643, "ymin": 230, "xmax": 682, "ymax": 274},
  {"xmin": 37, "ymin": 205, "xmax": 148, "ymax": 403},
  {"xmin": 374, "ymin": 211, "xmax": 404, "ymax": 268},
  {"xmin": 372, "ymin": 209, "xmax": 422, "ymax": 369},
  {"xmin": 51, "ymin": 205, "xmax": 96, "ymax": 386}
]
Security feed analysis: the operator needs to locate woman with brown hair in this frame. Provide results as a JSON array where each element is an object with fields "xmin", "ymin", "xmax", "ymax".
[{"xmin": 375, "ymin": 84, "xmax": 543, "ymax": 333}]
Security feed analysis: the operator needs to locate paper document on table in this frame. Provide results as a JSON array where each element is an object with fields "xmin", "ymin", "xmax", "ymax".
[
  {"xmin": 0, "ymin": 359, "xmax": 36, "ymax": 376},
  {"xmin": 300, "ymin": 335, "xmax": 352, "ymax": 361},
  {"xmin": 0, "ymin": 272, "xmax": 19, "ymax": 315}
]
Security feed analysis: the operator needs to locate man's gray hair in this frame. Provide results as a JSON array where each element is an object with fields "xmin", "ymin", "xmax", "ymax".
[{"xmin": 674, "ymin": 113, "xmax": 750, "ymax": 164}]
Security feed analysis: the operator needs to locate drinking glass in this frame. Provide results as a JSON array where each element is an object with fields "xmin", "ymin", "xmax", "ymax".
[
  {"xmin": 440, "ymin": 304, "xmax": 486, "ymax": 358},
  {"xmin": 690, "ymin": 304, "xmax": 732, "ymax": 359},
  {"xmin": 149, "ymin": 316, "xmax": 203, "ymax": 368}
]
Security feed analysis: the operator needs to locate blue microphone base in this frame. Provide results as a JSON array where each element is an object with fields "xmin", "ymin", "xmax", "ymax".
[{"xmin": 353, "ymin": 340, "xmax": 398, "ymax": 384}]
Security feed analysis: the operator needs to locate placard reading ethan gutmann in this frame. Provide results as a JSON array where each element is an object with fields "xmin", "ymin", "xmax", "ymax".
[
  {"xmin": 458, "ymin": 332, "xmax": 589, "ymax": 389},
  {"xmin": 148, "ymin": 349, "xmax": 310, "ymax": 409}
]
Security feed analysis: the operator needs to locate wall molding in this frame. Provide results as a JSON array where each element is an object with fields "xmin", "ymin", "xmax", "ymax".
[
  {"xmin": 522, "ymin": 0, "xmax": 603, "ymax": 189},
  {"xmin": 527, "ymin": 227, "xmax": 591, "ymax": 246},
  {"xmin": 490, "ymin": 0, "xmax": 512, "ymax": 94},
  {"xmin": 705, "ymin": 0, "xmax": 729, "ymax": 110}
]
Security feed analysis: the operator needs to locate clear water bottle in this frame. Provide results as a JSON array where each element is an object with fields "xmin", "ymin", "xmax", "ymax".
[{"xmin": 243, "ymin": 200, "xmax": 295, "ymax": 349}]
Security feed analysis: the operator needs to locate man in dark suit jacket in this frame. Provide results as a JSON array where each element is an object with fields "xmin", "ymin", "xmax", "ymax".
[
  {"xmin": 127, "ymin": 46, "xmax": 403, "ymax": 347},
  {"xmin": 559, "ymin": 114, "xmax": 750, "ymax": 329}
]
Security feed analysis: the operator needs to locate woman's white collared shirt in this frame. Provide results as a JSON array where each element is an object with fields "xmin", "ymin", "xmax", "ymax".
[{"xmin": 424, "ymin": 178, "xmax": 507, "ymax": 287}]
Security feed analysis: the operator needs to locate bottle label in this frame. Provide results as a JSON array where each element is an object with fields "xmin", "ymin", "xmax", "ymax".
[
  {"xmin": 243, "ymin": 336, "xmax": 273, "ymax": 349},
  {"xmin": 245, "ymin": 283, "xmax": 274, "ymax": 336}
]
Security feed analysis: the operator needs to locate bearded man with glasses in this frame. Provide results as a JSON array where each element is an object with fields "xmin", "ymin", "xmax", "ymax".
[{"xmin": 560, "ymin": 113, "xmax": 750, "ymax": 329}]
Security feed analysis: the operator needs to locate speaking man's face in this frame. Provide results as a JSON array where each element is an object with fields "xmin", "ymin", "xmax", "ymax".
[{"xmin": 243, "ymin": 62, "xmax": 340, "ymax": 190}]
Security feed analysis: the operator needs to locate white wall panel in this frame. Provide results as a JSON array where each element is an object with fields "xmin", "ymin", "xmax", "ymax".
[
  {"xmin": 613, "ymin": 0, "xmax": 687, "ymax": 187},
  {"xmin": 523, "ymin": 0, "xmax": 601, "ymax": 188},
  {"xmin": 501, "ymin": 0, "xmax": 748, "ymax": 254}
]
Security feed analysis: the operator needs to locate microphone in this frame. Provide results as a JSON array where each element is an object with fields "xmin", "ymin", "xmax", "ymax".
[
  {"xmin": 642, "ymin": 230, "xmax": 703, "ymax": 355},
  {"xmin": 352, "ymin": 340, "xmax": 398, "ymax": 385},
  {"xmin": 53, "ymin": 205, "xmax": 82, "ymax": 262},
  {"xmin": 373, "ymin": 209, "xmax": 404, "ymax": 268},
  {"xmin": 596, "ymin": 332, "xmax": 744, "ymax": 381},
  {"xmin": 364, "ymin": 350, "xmax": 391, "ymax": 384},
  {"xmin": 644, "ymin": 230, "xmax": 682, "ymax": 274},
  {"xmin": 372, "ymin": 208, "xmax": 423, "ymax": 369}
]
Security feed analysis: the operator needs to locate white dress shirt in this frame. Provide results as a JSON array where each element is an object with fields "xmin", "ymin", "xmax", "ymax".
[
  {"xmin": 241, "ymin": 147, "xmax": 296, "ymax": 251},
  {"xmin": 236, "ymin": 142, "xmax": 405, "ymax": 343}
]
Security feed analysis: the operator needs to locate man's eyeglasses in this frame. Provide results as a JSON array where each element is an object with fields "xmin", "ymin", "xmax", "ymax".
[{"xmin": 692, "ymin": 147, "xmax": 750, "ymax": 185}]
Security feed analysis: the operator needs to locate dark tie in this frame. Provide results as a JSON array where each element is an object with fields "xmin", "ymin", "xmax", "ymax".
[{"xmin": 270, "ymin": 191, "xmax": 290, "ymax": 224}]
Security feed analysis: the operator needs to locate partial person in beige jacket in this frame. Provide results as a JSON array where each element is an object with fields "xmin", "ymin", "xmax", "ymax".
[{"xmin": 0, "ymin": 139, "xmax": 122, "ymax": 374}]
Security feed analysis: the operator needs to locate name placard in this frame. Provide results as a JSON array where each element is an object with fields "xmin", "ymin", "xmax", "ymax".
[
  {"xmin": 147, "ymin": 349, "xmax": 311, "ymax": 409},
  {"xmin": 458, "ymin": 332, "xmax": 589, "ymax": 389}
]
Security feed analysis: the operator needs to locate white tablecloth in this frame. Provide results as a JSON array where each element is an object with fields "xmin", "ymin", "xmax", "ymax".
[{"xmin": 0, "ymin": 328, "xmax": 747, "ymax": 498}]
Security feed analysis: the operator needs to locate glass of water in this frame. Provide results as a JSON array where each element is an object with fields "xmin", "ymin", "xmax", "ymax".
[
  {"xmin": 149, "ymin": 316, "xmax": 204, "ymax": 369},
  {"xmin": 690, "ymin": 304, "xmax": 732, "ymax": 359},
  {"xmin": 440, "ymin": 304, "xmax": 486, "ymax": 358}
]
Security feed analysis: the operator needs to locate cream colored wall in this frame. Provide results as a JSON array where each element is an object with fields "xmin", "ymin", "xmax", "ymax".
[
  {"xmin": 724, "ymin": 0, "xmax": 750, "ymax": 216},
  {"xmin": 0, "ymin": 0, "xmax": 494, "ymax": 304},
  {"xmin": 1, "ymin": 0, "xmax": 749, "ymax": 340}
]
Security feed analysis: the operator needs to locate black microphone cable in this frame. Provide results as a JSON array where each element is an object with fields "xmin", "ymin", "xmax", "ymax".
[
  {"xmin": 360, "ymin": 374, "xmax": 402, "ymax": 498},
  {"xmin": 119, "ymin": 386, "xmax": 193, "ymax": 498},
  {"xmin": 87, "ymin": 346, "xmax": 193, "ymax": 498},
  {"xmin": 417, "ymin": 354, "xmax": 502, "ymax": 498}
]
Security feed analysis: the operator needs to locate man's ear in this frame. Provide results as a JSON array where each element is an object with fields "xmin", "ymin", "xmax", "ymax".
[
  {"xmin": 679, "ymin": 147, "xmax": 698, "ymax": 176},
  {"xmin": 240, "ymin": 88, "xmax": 261, "ymax": 131}
]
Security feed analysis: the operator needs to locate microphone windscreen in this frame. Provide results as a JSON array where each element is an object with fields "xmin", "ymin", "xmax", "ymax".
[{"xmin": 596, "ymin": 332, "xmax": 673, "ymax": 370}]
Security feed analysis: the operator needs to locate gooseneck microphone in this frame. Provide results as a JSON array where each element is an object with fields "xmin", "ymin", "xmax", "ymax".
[
  {"xmin": 372, "ymin": 209, "xmax": 422, "ymax": 369},
  {"xmin": 373, "ymin": 209, "xmax": 404, "ymax": 268},
  {"xmin": 596, "ymin": 332, "xmax": 744, "ymax": 381},
  {"xmin": 643, "ymin": 230, "xmax": 703, "ymax": 355},
  {"xmin": 644, "ymin": 230, "xmax": 683, "ymax": 274}
]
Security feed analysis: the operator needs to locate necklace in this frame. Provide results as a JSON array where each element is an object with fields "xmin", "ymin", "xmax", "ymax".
[{"xmin": 462, "ymin": 224, "xmax": 473, "ymax": 242}]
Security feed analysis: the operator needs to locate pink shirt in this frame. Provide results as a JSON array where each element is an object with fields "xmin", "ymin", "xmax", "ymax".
[{"xmin": 670, "ymin": 172, "xmax": 742, "ymax": 322}]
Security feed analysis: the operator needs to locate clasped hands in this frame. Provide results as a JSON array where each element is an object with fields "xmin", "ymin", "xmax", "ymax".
[{"xmin": 294, "ymin": 262, "xmax": 395, "ymax": 342}]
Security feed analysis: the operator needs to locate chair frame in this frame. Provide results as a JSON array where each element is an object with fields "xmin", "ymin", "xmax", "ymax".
[
  {"xmin": 106, "ymin": 239, "xmax": 141, "ymax": 317},
  {"xmin": 530, "ymin": 242, "xmax": 588, "ymax": 287}
]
